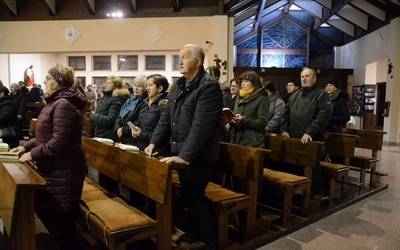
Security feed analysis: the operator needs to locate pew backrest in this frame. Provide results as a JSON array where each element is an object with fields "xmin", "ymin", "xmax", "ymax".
[
  {"xmin": 342, "ymin": 128, "xmax": 384, "ymax": 153},
  {"xmin": 264, "ymin": 134, "xmax": 320, "ymax": 171},
  {"xmin": 215, "ymin": 142, "xmax": 266, "ymax": 184},
  {"xmin": 82, "ymin": 136, "xmax": 170, "ymax": 204},
  {"xmin": 324, "ymin": 132, "xmax": 357, "ymax": 159}
]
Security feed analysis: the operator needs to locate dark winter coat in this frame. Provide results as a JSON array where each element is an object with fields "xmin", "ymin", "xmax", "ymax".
[
  {"xmin": 11, "ymin": 90, "xmax": 29, "ymax": 118},
  {"xmin": 136, "ymin": 92, "xmax": 170, "ymax": 156},
  {"xmin": 23, "ymin": 86, "xmax": 87, "ymax": 213},
  {"xmin": 224, "ymin": 93, "xmax": 237, "ymax": 111},
  {"xmin": 0, "ymin": 95, "xmax": 17, "ymax": 128},
  {"xmin": 230, "ymin": 87, "xmax": 269, "ymax": 148},
  {"xmin": 281, "ymin": 85, "xmax": 332, "ymax": 142},
  {"xmin": 28, "ymin": 87, "xmax": 42, "ymax": 102},
  {"xmin": 326, "ymin": 90, "xmax": 350, "ymax": 133},
  {"xmin": 113, "ymin": 92, "xmax": 148, "ymax": 145},
  {"xmin": 150, "ymin": 67, "xmax": 223, "ymax": 163},
  {"xmin": 89, "ymin": 89, "xmax": 130, "ymax": 142}
]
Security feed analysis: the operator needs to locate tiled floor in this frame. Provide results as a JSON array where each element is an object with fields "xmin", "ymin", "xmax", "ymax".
[{"xmin": 258, "ymin": 144, "xmax": 400, "ymax": 250}]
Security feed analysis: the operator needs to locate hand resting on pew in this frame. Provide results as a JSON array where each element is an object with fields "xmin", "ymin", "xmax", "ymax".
[{"xmin": 145, "ymin": 143, "xmax": 189, "ymax": 166}]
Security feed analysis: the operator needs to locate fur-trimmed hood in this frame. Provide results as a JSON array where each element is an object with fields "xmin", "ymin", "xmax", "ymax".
[{"xmin": 112, "ymin": 88, "xmax": 130, "ymax": 101}]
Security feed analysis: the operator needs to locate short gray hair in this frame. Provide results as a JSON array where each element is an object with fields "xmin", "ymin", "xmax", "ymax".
[
  {"xmin": 183, "ymin": 44, "xmax": 205, "ymax": 64},
  {"xmin": 10, "ymin": 82, "xmax": 20, "ymax": 90},
  {"xmin": 133, "ymin": 74, "xmax": 147, "ymax": 88}
]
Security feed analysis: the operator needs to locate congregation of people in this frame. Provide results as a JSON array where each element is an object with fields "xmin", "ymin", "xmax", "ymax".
[{"xmin": 0, "ymin": 44, "xmax": 355, "ymax": 250}]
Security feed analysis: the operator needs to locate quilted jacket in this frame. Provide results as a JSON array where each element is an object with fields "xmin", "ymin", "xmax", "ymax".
[{"xmin": 24, "ymin": 86, "xmax": 87, "ymax": 213}]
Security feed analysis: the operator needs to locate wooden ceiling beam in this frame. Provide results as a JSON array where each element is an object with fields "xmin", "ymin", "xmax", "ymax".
[
  {"xmin": 172, "ymin": 0, "xmax": 180, "ymax": 13},
  {"xmin": 83, "ymin": 0, "xmax": 95, "ymax": 15},
  {"xmin": 42, "ymin": 0, "xmax": 56, "ymax": 16},
  {"xmin": 2, "ymin": 0, "xmax": 17, "ymax": 16},
  {"xmin": 128, "ymin": 0, "xmax": 137, "ymax": 13}
]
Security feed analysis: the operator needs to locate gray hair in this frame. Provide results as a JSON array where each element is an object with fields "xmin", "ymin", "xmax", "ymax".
[
  {"xmin": 301, "ymin": 67, "xmax": 317, "ymax": 78},
  {"xmin": 133, "ymin": 74, "xmax": 147, "ymax": 88},
  {"xmin": 183, "ymin": 44, "xmax": 205, "ymax": 64},
  {"xmin": 10, "ymin": 82, "xmax": 20, "ymax": 90}
]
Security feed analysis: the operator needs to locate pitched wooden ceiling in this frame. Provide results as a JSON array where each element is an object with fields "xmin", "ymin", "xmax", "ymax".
[{"xmin": 1, "ymin": 0, "xmax": 399, "ymax": 48}]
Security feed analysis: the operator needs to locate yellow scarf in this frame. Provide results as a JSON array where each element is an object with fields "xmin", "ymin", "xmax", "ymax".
[{"xmin": 239, "ymin": 87, "xmax": 255, "ymax": 98}]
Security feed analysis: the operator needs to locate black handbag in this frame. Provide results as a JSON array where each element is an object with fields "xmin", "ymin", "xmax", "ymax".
[{"xmin": 0, "ymin": 127, "xmax": 16, "ymax": 138}]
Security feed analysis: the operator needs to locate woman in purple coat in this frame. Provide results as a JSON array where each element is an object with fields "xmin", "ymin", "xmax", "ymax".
[{"xmin": 11, "ymin": 63, "xmax": 87, "ymax": 250}]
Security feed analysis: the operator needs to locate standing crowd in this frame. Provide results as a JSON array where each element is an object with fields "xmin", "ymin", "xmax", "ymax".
[{"xmin": 0, "ymin": 44, "xmax": 353, "ymax": 250}]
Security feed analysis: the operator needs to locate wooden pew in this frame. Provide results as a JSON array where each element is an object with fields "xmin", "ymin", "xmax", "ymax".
[
  {"xmin": 81, "ymin": 136, "xmax": 176, "ymax": 250},
  {"xmin": 342, "ymin": 128, "xmax": 385, "ymax": 186},
  {"xmin": 262, "ymin": 134, "xmax": 320, "ymax": 225},
  {"xmin": 321, "ymin": 132, "xmax": 357, "ymax": 204},
  {"xmin": 172, "ymin": 142, "xmax": 268, "ymax": 249},
  {"xmin": 0, "ymin": 160, "xmax": 46, "ymax": 250}
]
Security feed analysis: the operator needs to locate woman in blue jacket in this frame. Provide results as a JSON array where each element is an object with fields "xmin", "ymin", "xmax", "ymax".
[{"xmin": 130, "ymin": 74, "xmax": 170, "ymax": 156}]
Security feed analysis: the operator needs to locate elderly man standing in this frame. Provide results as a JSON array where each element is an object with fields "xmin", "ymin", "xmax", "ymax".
[
  {"xmin": 85, "ymin": 84, "xmax": 97, "ymax": 112},
  {"xmin": 145, "ymin": 44, "xmax": 222, "ymax": 249},
  {"xmin": 281, "ymin": 67, "xmax": 332, "ymax": 194}
]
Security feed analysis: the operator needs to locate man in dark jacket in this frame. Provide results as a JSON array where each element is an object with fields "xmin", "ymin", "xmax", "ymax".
[
  {"xmin": 10, "ymin": 82, "xmax": 29, "ymax": 141},
  {"xmin": 0, "ymin": 86, "xmax": 18, "ymax": 148},
  {"xmin": 145, "ymin": 44, "xmax": 223, "ymax": 249},
  {"xmin": 281, "ymin": 67, "xmax": 332, "ymax": 194}
]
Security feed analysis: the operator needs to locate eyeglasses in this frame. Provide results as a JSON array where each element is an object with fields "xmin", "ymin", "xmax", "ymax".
[{"xmin": 43, "ymin": 75, "xmax": 54, "ymax": 84}]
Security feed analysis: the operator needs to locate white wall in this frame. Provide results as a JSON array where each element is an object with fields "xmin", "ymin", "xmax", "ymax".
[
  {"xmin": 8, "ymin": 54, "xmax": 43, "ymax": 87},
  {"xmin": 6, "ymin": 51, "xmax": 210, "ymax": 89},
  {"xmin": 0, "ymin": 16, "xmax": 232, "ymax": 88},
  {"xmin": 335, "ymin": 17, "xmax": 400, "ymax": 145},
  {"xmin": 334, "ymin": 24, "xmax": 390, "ymax": 85}
]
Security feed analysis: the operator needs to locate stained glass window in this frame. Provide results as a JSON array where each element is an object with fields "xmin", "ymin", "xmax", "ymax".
[
  {"xmin": 237, "ymin": 53, "xmax": 257, "ymax": 67},
  {"xmin": 235, "ymin": 17, "xmax": 308, "ymax": 68}
]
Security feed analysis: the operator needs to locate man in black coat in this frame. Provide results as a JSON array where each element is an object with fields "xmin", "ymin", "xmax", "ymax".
[
  {"xmin": 145, "ymin": 44, "xmax": 223, "ymax": 249},
  {"xmin": 18, "ymin": 81, "xmax": 29, "ymax": 95},
  {"xmin": 0, "ymin": 86, "xmax": 18, "ymax": 148},
  {"xmin": 281, "ymin": 67, "xmax": 332, "ymax": 194},
  {"xmin": 10, "ymin": 82, "xmax": 29, "ymax": 141}
]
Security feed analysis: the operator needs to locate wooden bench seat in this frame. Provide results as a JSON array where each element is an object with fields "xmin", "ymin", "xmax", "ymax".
[
  {"xmin": 172, "ymin": 173, "xmax": 248, "ymax": 202},
  {"xmin": 82, "ymin": 136, "xmax": 174, "ymax": 250},
  {"xmin": 321, "ymin": 132, "xmax": 357, "ymax": 204},
  {"xmin": 172, "ymin": 142, "xmax": 267, "ymax": 249},
  {"xmin": 263, "ymin": 134, "xmax": 319, "ymax": 225},
  {"xmin": 80, "ymin": 178, "xmax": 157, "ymax": 248},
  {"xmin": 342, "ymin": 128, "xmax": 385, "ymax": 186},
  {"xmin": 263, "ymin": 168, "xmax": 310, "ymax": 224}
]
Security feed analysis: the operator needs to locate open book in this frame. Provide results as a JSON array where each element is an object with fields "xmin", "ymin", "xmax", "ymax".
[
  {"xmin": 93, "ymin": 137, "xmax": 114, "ymax": 145},
  {"xmin": 0, "ymin": 152, "xmax": 19, "ymax": 160},
  {"xmin": 117, "ymin": 144, "xmax": 140, "ymax": 152},
  {"xmin": 221, "ymin": 107, "xmax": 236, "ymax": 120}
]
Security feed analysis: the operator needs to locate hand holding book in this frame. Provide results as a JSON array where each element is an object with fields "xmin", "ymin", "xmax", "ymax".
[{"xmin": 222, "ymin": 108, "xmax": 236, "ymax": 122}]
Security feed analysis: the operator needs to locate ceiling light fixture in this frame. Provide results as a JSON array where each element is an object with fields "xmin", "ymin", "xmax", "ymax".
[{"xmin": 106, "ymin": 11, "xmax": 123, "ymax": 18}]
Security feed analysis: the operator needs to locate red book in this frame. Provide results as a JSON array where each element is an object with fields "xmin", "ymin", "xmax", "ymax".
[{"xmin": 221, "ymin": 108, "xmax": 235, "ymax": 120}]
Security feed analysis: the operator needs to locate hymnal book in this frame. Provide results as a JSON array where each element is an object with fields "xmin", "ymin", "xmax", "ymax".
[
  {"xmin": 118, "ymin": 144, "xmax": 140, "ymax": 152},
  {"xmin": 93, "ymin": 137, "xmax": 114, "ymax": 145},
  {"xmin": 221, "ymin": 108, "xmax": 236, "ymax": 120},
  {"xmin": 0, "ymin": 152, "xmax": 19, "ymax": 160},
  {"xmin": 0, "ymin": 142, "xmax": 9, "ymax": 152}
]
